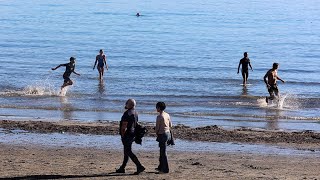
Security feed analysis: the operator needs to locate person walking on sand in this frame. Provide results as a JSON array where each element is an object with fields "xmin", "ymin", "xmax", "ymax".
[
  {"xmin": 52, "ymin": 57, "xmax": 80, "ymax": 90},
  {"xmin": 155, "ymin": 102, "xmax": 172, "ymax": 174},
  {"xmin": 264, "ymin": 63, "xmax": 285, "ymax": 103},
  {"xmin": 237, "ymin": 52, "xmax": 253, "ymax": 86},
  {"xmin": 93, "ymin": 49, "xmax": 108, "ymax": 80},
  {"xmin": 116, "ymin": 99, "xmax": 145, "ymax": 175}
]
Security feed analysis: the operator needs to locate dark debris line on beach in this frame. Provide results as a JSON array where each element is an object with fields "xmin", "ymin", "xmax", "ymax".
[
  {"xmin": 0, "ymin": 120, "xmax": 120, "ymax": 135},
  {"xmin": 1, "ymin": 120, "xmax": 320, "ymax": 145}
]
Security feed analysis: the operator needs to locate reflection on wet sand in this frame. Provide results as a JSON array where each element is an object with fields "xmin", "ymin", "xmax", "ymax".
[
  {"xmin": 96, "ymin": 80, "xmax": 107, "ymax": 121},
  {"xmin": 265, "ymin": 109, "xmax": 281, "ymax": 130},
  {"xmin": 242, "ymin": 86, "xmax": 248, "ymax": 96},
  {"xmin": 60, "ymin": 96, "xmax": 73, "ymax": 120},
  {"xmin": 98, "ymin": 80, "xmax": 105, "ymax": 95}
]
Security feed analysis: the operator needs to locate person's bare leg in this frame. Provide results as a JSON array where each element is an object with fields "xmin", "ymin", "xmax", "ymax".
[
  {"xmin": 245, "ymin": 72, "xmax": 249, "ymax": 85},
  {"xmin": 274, "ymin": 89, "xmax": 280, "ymax": 103},
  {"xmin": 242, "ymin": 73, "xmax": 246, "ymax": 86},
  {"xmin": 101, "ymin": 68, "xmax": 104, "ymax": 78},
  {"xmin": 61, "ymin": 83, "xmax": 67, "ymax": 90},
  {"xmin": 98, "ymin": 68, "xmax": 103, "ymax": 80},
  {"xmin": 242, "ymin": 72, "xmax": 247, "ymax": 86},
  {"xmin": 266, "ymin": 89, "xmax": 273, "ymax": 103},
  {"xmin": 62, "ymin": 80, "xmax": 73, "ymax": 89}
]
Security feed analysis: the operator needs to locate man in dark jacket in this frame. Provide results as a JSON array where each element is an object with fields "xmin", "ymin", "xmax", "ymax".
[{"xmin": 116, "ymin": 99, "xmax": 145, "ymax": 175}]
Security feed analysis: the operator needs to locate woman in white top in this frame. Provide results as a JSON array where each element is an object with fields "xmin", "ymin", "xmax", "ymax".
[{"xmin": 155, "ymin": 102, "xmax": 172, "ymax": 173}]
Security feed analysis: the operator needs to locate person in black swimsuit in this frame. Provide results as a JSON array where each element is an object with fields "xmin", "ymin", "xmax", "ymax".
[
  {"xmin": 93, "ymin": 49, "xmax": 108, "ymax": 80},
  {"xmin": 237, "ymin": 52, "xmax": 253, "ymax": 86},
  {"xmin": 52, "ymin": 57, "xmax": 80, "ymax": 89}
]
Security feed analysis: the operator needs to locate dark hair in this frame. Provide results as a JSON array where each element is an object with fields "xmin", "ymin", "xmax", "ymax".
[
  {"xmin": 244, "ymin": 52, "xmax": 248, "ymax": 56},
  {"xmin": 70, "ymin": 57, "xmax": 76, "ymax": 61},
  {"xmin": 156, "ymin": 102, "xmax": 166, "ymax": 111},
  {"xmin": 273, "ymin": 63, "xmax": 279, "ymax": 69}
]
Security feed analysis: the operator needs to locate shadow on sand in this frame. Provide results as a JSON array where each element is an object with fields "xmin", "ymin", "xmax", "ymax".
[
  {"xmin": 0, "ymin": 171, "xmax": 159, "ymax": 179},
  {"xmin": 0, "ymin": 172, "xmax": 141, "ymax": 180}
]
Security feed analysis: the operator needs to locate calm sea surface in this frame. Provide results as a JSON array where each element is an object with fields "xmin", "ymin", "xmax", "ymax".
[{"xmin": 0, "ymin": 0, "xmax": 319, "ymax": 131}]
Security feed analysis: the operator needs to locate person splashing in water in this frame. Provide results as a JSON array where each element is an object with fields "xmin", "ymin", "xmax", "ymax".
[
  {"xmin": 263, "ymin": 62, "xmax": 285, "ymax": 103},
  {"xmin": 52, "ymin": 57, "xmax": 80, "ymax": 90}
]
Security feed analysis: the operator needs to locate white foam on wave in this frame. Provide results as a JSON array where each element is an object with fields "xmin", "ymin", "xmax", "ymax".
[
  {"xmin": 257, "ymin": 98, "xmax": 268, "ymax": 108},
  {"xmin": 0, "ymin": 85, "xmax": 56, "ymax": 97},
  {"xmin": 23, "ymin": 79, "xmax": 59, "ymax": 96},
  {"xmin": 24, "ymin": 85, "xmax": 54, "ymax": 96},
  {"xmin": 277, "ymin": 94, "xmax": 288, "ymax": 109},
  {"xmin": 1, "ymin": 75, "xmax": 75, "ymax": 97},
  {"xmin": 58, "ymin": 86, "xmax": 69, "ymax": 97},
  {"xmin": 257, "ymin": 93, "xmax": 300, "ymax": 110}
]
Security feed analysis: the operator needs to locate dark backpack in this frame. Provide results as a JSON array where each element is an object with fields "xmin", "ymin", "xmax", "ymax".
[{"xmin": 134, "ymin": 123, "xmax": 148, "ymax": 145}]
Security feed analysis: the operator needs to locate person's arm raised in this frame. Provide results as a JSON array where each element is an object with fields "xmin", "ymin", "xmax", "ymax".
[{"xmin": 52, "ymin": 64, "xmax": 62, "ymax": 70}]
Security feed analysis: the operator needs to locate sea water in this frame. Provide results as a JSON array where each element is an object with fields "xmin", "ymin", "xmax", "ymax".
[
  {"xmin": 0, "ymin": 0, "xmax": 319, "ymax": 131},
  {"xmin": 1, "ymin": 129, "xmax": 319, "ymax": 156}
]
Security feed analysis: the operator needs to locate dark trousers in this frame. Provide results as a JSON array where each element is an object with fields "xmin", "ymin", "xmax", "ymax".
[
  {"xmin": 157, "ymin": 132, "xmax": 171, "ymax": 173},
  {"xmin": 120, "ymin": 136, "xmax": 142, "ymax": 169}
]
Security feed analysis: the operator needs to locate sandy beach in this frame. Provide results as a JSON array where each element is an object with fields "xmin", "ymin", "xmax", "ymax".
[
  {"xmin": 1, "ymin": 120, "xmax": 320, "ymax": 179},
  {"xmin": 0, "ymin": 144, "xmax": 319, "ymax": 179}
]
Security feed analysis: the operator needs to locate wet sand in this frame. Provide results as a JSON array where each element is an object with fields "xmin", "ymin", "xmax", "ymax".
[
  {"xmin": 1, "ymin": 120, "xmax": 320, "ymax": 150},
  {"xmin": 1, "ymin": 119, "xmax": 320, "ymax": 179}
]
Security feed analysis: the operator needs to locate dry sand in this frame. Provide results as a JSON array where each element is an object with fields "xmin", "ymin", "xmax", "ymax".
[
  {"xmin": 0, "ymin": 144, "xmax": 319, "ymax": 180},
  {"xmin": 1, "ymin": 120, "xmax": 320, "ymax": 179}
]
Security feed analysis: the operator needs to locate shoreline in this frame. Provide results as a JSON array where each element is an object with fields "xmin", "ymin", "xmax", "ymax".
[
  {"xmin": 1, "ymin": 119, "xmax": 320, "ymax": 150},
  {"xmin": 1, "ymin": 119, "xmax": 320, "ymax": 179}
]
